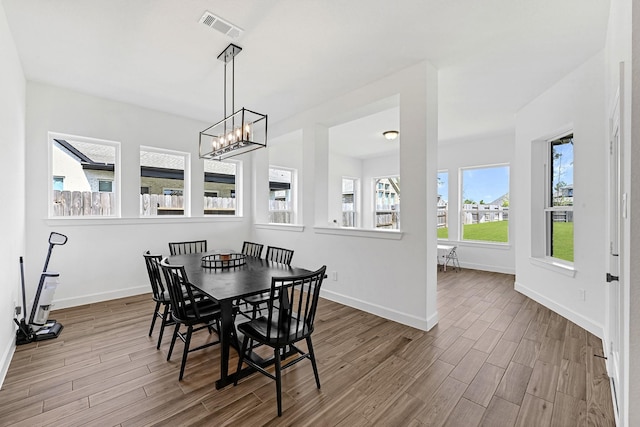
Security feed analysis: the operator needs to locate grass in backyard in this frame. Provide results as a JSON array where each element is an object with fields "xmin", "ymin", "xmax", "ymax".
[
  {"xmin": 437, "ymin": 227, "xmax": 448, "ymax": 239},
  {"xmin": 552, "ymin": 221, "xmax": 574, "ymax": 262},
  {"xmin": 462, "ymin": 220, "xmax": 509, "ymax": 243}
]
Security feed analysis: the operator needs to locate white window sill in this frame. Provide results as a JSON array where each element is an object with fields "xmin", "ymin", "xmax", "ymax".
[
  {"xmin": 440, "ymin": 239, "xmax": 511, "ymax": 250},
  {"xmin": 255, "ymin": 223, "xmax": 305, "ymax": 232},
  {"xmin": 314, "ymin": 226, "xmax": 403, "ymax": 240},
  {"xmin": 529, "ymin": 256, "xmax": 576, "ymax": 277},
  {"xmin": 46, "ymin": 216, "xmax": 244, "ymax": 226}
]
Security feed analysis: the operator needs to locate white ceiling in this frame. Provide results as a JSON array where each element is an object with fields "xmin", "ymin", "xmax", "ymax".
[{"xmin": 3, "ymin": 0, "xmax": 610, "ymax": 156}]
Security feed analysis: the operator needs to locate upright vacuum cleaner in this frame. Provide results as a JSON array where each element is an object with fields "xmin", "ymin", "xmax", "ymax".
[{"xmin": 14, "ymin": 232, "xmax": 68, "ymax": 345}]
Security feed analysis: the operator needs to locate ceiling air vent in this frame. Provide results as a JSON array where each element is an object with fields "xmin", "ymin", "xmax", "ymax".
[{"xmin": 199, "ymin": 11, "xmax": 243, "ymax": 39}]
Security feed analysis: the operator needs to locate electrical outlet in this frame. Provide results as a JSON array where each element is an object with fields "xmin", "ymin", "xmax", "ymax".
[
  {"xmin": 331, "ymin": 271, "xmax": 338, "ymax": 281},
  {"xmin": 14, "ymin": 301, "xmax": 21, "ymax": 316}
]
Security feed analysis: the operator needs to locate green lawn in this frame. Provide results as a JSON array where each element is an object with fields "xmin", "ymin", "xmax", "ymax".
[
  {"xmin": 552, "ymin": 222, "xmax": 574, "ymax": 262},
  {"xmin": 437, "ymin": 220, "xmax": 574, "ymax": 262}
]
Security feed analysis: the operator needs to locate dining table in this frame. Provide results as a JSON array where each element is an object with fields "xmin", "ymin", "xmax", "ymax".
[{"xmin": 168, "ymin": 250, "xmax": 313, "ymax": 389}]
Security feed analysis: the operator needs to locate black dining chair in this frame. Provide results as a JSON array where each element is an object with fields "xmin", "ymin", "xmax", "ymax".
[
  {"xmin": 234, "ymin": 265, "xmax": 327, "ymax": 416},
  {"xmin": 159, "ymin": 258, "xmax": 221, "ymax": 381},
  {"xmin": 241, "ymin": 241, "xmax": 264, "ymax": 258},
  {"xmin": 241, "ymin": 246, "xmax": 295, "ymax": 320},
  {"xmin": 143, "ymin": 251, "xmax": 172, "ymax": 349},
  {"xmin": 168, "ymin": 240, "xmax": 208, "ymax": 256},
  {"xmin": 265, "ymin": 246, "xmax": 294, "ymax": 265}
]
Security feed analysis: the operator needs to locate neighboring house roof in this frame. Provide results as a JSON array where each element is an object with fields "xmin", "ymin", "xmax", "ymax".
[{"xmin": 490, "ymin": 193, "xmax": 509, "ymax": 206}]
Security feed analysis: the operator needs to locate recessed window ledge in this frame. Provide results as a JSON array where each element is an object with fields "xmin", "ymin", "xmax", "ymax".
[
  {"xmin": 442, "ymin": 240, "xmax": 511, "ymax": 250},
  {"xmin": 45, "ymin": 216, "xmax": 244, "ymax": 227},
  {"xmin": 529, "ymin": 256, "xmax": 576, "ymax": 277},
  {"xmin": 255, "ymin": 223, "xmax": 305, "ymax": 232},
  {"xmin": 314, "ymin": 226, "xmax": 403, "ymax": 240}
]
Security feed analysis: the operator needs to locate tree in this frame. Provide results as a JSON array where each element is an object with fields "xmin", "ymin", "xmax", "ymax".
[{"xmin": 463, "ymin": 199, "xmax": 475, "ymax": 205}]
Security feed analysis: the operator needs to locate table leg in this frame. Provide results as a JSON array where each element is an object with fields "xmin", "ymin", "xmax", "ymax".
[{"xmin": 215, "ymin": 300, "xmax": 235, "ymax": 389}]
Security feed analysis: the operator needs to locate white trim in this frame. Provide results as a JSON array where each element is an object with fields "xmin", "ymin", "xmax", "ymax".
[
  {"xmin": 52, "ymin": 286, "xmax": 149, "ymax": 310},
  {"xmin": 453, "ymin": 240, "xmax": 511, "ymax": 250},
  {"xmin": 255, "ymin": 223, "xmax": 305, "ymax": 232},
  {"xmin": 46, "ymin": 216, "xmax": 245, "ymax": 227},
  {"xmin": 0, "ymin": 336, "xmax": 15, "ymax": 388},
  {"xmin": 515, "ymin": 281, "xmax": 603, "ymax": 338},
  {"xmin": 313, "ymin": 226, "xmax": 403, "ymax": 240},
  {"xmin": 320, "ymin": 289, "xmax": 428, "ymax": 330},
  {"xmin": 529, "ymin": 256, "xmax": 576, "ymax": 277},
  {"xmin": 458, "ymin": 262, "xmax": 515, "ymax": 275}
]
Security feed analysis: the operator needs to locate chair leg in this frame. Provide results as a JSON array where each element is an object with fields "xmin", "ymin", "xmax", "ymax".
[
  {"xmin": 234, "ymin": 335, "xmax": 251, "ymax": 386},
  {"xmin": 157, "ymin": 304, "xmax": 170, "ymax": 349},
  {"xmin": 167, "ymin": 323, "xmax": 180, "ymax": 361},
  {"xmin": 179, "ymin": 326, "xmax": 193, "ymax": 381},
  {"xmin": 306, "ymin": 337, "xmax": 321, "ymax": 389},
  {"xmin": 274, "ymin": 348, "xmax": 282, "ymax": 416},
  {"xmin": 149, "ymin": 301, "xmax": 161, "ymax": 336}
]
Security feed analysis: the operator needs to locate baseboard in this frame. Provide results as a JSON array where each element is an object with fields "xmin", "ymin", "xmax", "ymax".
[
  {"xmin": 320, "ymin": 289, "xmax": 429, "ymax": 331},
  {"xmin": 514, "ymin": 281, "xmax": 604, "ymax": 338},
  {"xmin": 0, "ymin": 335, "xmax": 15, "ymax": 388},
  {"xmin": 460, "ymin": 262, "xmax": 515, "ymax": 275},
  {"xmin": 52, "ymin": 286, "xmax": 149, "ymax": 310}
]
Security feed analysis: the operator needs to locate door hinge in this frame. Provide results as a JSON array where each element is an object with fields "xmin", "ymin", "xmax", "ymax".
[{"xmin": 606, "ymin": 273, "xmax": 619, "ymax": 283}]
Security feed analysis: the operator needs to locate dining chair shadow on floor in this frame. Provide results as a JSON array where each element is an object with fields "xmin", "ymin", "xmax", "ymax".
[
  {"xmin": 159, "ymin": 258, "xmax": 222, "ymax": 381},
  {"xmin": 241, "ymin": 245, "xmax": 295, "ymax": 320},
  {"xmin": 168, "ymin": 240, "xmax": 208, "ymax": 256},
  {"xmin": 143, "ymin": 251, "xmax": 173, "ymax": 349},
  {"xmin": 234, "ymin": 265, "xmax": 327, "ymax": 416},
  {"xmin": 241, "ymin": 241, "xmax": 264, "ymax": 258}
]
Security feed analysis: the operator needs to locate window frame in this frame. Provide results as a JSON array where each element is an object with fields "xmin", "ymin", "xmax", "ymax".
[
  {"xmin": 341, "ymin": 176, "xmax": 360, "ymax": 227},
  {"xmin": 48, "ymin": 132, "xmax": 121, "ymax": 218},
  {"xmin": 203, "ymin": 158, "xmax": 242, "ymax": 217},
  {"xmin": 459, "ymin": 163, "xmax": 510, "ymax": 244},
  {"xmin": 139, "ymin": 146, "xmax": 191, "ymax": 217},
  {"xmin": 373, "ymin": 175, "xmax": 400, "ymax": 230},
  {"xmin": 543, "ymin": 133, "xmax": 574, "ymax": 264},
  {"xmin": 268, "ymin": 166, "xmax": 297, "ymax": 224}
]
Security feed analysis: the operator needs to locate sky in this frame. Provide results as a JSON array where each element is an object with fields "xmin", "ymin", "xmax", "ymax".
[{"xmin": 438, "ymin": 165, "xmax": 510, "ymax": 204}]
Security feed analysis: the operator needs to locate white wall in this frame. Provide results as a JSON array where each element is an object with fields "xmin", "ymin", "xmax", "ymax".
[
  {"xmin": 514, "ymin": 52, "xmax": 606, "ymax": 337},
  {"xmin": 254, "ymin": 61, "xmax": 439, "ymax": 330},
  {"xmin": 0, "ymin": 1, "xmax": 26, "ymax": 384},
  {"xmin": 438, "ymin": 132, "xmax": 516, "ymax": 274},
  {"xmin": 24, "ymin": 83, "xmax": 253, "ymax": 309}
]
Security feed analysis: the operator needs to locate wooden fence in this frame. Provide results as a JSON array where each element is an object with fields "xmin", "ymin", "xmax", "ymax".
[{"xmin": 52, "ymin": 190, "xmax": 114, "ymax": 216}]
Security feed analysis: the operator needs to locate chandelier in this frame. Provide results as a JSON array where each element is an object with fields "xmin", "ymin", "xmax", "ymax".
[{"xmin": 199, "ymin": 43, "xmax": 268, "ymax": 161}]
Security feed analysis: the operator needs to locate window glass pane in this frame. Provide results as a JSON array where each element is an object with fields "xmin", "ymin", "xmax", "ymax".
[
  {"xmin": 140, "ymin": 149, "xmax": 186, "ymax": 216},
  {"xmin": 547, "ymin": 211, "xmax": 574, "ymax": 262},
  {"xmin": 51, "ymin": 137, "xmax": 117, "ymax": 217},
  {"xmin": 374, "ymin": 177, "xmax": 400, "ymax": 229},
  {"xmin": 437, "ymin": 172, "xmax": 449, "ymax": 239},
  {"xmin": 98, "ymin": 180, "xmax": 112, "ymax": 192},
  {"xmin": 204, "ymin": 160, "xmax": 237, "ymax": 215},
  {"xmin": 461, "ymin": 166, "xmax": 509, "ymax": 242},
  {"xmin": 269, "ymin": 167, "xmax": 293, "ymax": 224},
  {"xmin": 342, "ymin": 178, "xmax": 357, "ymax": 227},
  {"xmin": 551, "ymin": 136, "xmax": 574, "ymax": 207}
]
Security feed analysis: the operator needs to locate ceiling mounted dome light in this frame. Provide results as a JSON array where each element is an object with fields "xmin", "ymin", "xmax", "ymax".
[
  {"xmin": 199, "ymin": 43, "xmax": 268, "ymax": 161},
  {"xmin": 382, "ymin": 130, "xmax": 399, "ymax": 141}
]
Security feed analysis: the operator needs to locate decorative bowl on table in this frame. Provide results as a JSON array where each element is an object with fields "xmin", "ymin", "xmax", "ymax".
[{"xmin": 201, "ymin": 253, "xmax": 246, "ymax": 269}]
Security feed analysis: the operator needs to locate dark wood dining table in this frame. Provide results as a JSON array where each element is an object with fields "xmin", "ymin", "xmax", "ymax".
[{"xmin": 168, "ymin": 250, "xmax": 313, "ymax": 389}]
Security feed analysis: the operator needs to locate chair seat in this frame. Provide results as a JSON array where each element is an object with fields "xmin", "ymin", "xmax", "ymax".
[
  {"xmin": 177, "ymin": 298, "xmax": 221, "ymax": 325},
  {"xmin": 238, "ymin": 314, "xmax": 310, "ymax": 346}
]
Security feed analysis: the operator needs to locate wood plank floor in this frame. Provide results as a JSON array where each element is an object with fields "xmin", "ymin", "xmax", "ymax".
[{"xmin": 0, "ymin": 269, "xmax": 616, "ymax": 426}]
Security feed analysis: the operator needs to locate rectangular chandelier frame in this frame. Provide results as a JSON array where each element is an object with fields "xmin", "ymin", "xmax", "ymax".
[{"xmin": 199, "ymin": 107, "xmax": 267, "ymax": 161}]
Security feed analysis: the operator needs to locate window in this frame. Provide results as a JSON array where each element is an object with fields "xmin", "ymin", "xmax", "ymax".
[
  {"xmin": 204, "ymin": 159, "xmax": 239, "ymax": 216},
  {"xmin": 461, "ymin": 165, "xmax": 509, "ymax": 243},
  {"xmin": 53, "ymin": 176, "xmax": 64, "ymax": 191},
  {"xmin": 269, "ymin": 167, "xmax": 295, "ymax": 224},
  {"xmin": 140, "ymin": 147, "xmax": 189, "ymax": 216},
  {"xmin": 98, "ymin": 180, "xmax": 112, "ymax": 192},
  {"xmin": 50, "ymin": 134, "xmax": 119, "ymax": 217},
  {"xmin": 342, "ymin": 177, "xmax": 358, "ymax": 227},
  {"xmin": 545, "ymin": 134, "xmax": 574, "ymax": 262},
  {"xmin": 374, "ymin": 176, "xmax": 400, "ymax": 229},
  {"xmin": 437, "ymin": 171, "xmax": 449, "ymax": 239}
]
